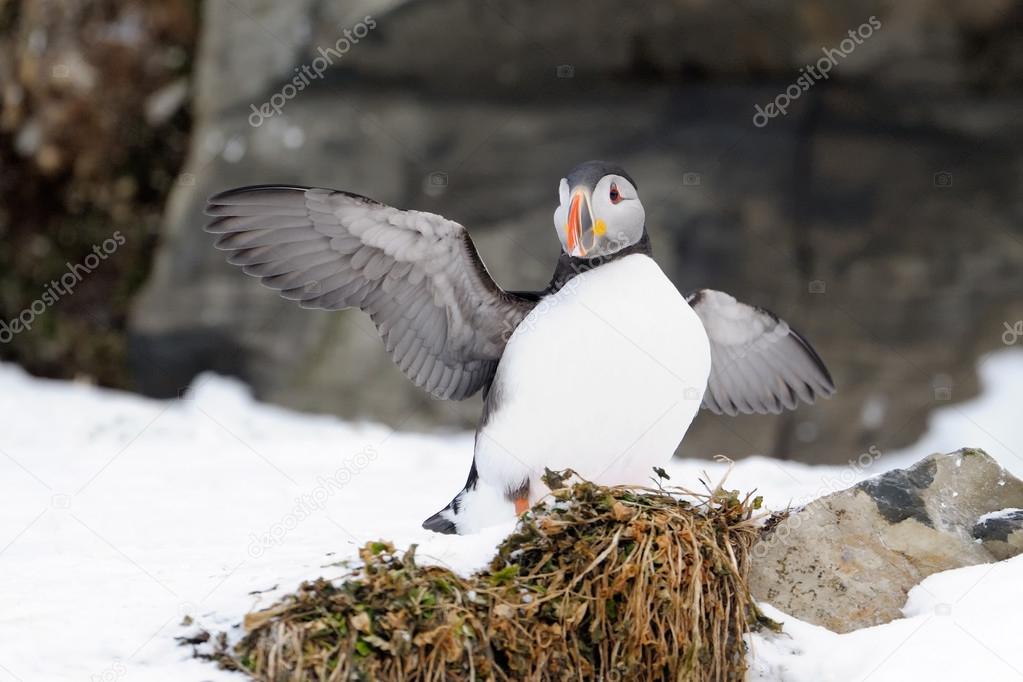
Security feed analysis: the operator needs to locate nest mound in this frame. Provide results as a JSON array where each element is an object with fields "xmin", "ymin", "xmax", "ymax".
[{"xmin": 217, "ymin": 472, "xmax": 762, "ymax": 681}]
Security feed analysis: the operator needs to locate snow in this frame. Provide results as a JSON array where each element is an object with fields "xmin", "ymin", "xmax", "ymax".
[
  {"xmin": 977, "ymin": 508, "xmax": 1023, "ymax": 524},
  {"xmin": 749, "ymin": 556, "xmax": 1023, "ymax": 681},
  {"xmin": 0, "ymin": 349, "xmax": 1021, "ymax": 681}
]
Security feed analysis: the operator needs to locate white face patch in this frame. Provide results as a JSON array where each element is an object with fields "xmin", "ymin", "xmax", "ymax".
[
  {"xmin": 552, "ymin": 174, "xmax": 645, "ymax": 258},
  {"xmin": 591, "ymin": 175, "xmax": 645, "ymax": 252}
]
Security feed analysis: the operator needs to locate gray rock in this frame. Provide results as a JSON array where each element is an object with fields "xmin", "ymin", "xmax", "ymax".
[
  {"xmin": 749, "ymin": 448, "xmax": 1023, "ymax": 633},
  {"xmin": 973, "ymin": 508, "xmax": 1023, "ymax": 561}
]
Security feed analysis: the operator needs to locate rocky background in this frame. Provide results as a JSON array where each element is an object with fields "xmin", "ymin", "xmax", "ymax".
[
  {"xmin": 2, "ymin": 0, "xmax": 1022, "ymax": 464},
  {"xmin": 0, "ymin": 0, "xmax": 196, "ymax": 385}
]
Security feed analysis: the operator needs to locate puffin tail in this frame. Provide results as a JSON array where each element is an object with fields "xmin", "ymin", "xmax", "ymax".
[
  {"xmin": 422, "ymin": 462, "xmax": 476, "ymax": 535},
  {"xmin": 422, "ymin": 505, "xmax": 458, "ymax": 534},
  {"xmin": 421, "ymin": 460, "xmax": 518, "ymax": 535}
]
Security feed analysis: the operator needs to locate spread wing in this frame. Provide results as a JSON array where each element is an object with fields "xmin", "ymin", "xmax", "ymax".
[
  {"xmin": 206, "ymin": 185, "xmax": 536, "ymax": 400},
  {"xmin": 686, "ymin": 289, "xmax": 835, "ymax": 416}
]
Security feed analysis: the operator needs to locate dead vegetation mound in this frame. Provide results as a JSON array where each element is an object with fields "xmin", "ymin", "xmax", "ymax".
[{"xmin": 214, "ymin": 471, "xmax": 763, "ymax": 681}]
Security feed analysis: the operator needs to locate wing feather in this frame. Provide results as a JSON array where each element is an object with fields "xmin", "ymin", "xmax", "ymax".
[
  {"xmin": 687, "ymin": 289, "xmax": 835, "ymax": 415},
  {"xmin": 206, "ymin": 185, "xmax": 535, "ymax": 400}
]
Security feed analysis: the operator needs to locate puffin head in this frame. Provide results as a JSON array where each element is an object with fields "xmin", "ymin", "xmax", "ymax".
[{"xmin": 553, "ymin": 160, "xmax": 645, "ymax": 259}]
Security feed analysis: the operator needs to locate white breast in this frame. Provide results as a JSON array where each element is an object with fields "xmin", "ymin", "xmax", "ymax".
[{"xmin": 476, "ymin": 254, "xmax": 711, "ymax": 502}]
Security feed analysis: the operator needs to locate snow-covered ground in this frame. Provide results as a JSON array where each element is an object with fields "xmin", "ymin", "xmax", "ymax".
[{"xmin": 1, "ymin": 350, "xmax": 1021, "ymax": 682}]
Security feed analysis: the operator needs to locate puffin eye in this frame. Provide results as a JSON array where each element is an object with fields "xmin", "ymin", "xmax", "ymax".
[{"xmin": 609, "ymin": 183, "xmax": 621, "ymax": 204}]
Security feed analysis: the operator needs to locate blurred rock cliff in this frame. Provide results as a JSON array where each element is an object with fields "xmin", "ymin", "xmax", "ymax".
[{"xmin": 4, "ymin": 1, "xmax": 1021, "ymax": 464}]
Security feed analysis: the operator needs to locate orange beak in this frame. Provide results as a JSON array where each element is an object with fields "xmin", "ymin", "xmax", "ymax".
[
  {"xmin": 565, "ymin": 188, "xmax": 592, "ymax": 257},
  {"xmin": 566, "ymin": 192, "xmax": 582, "ymax": 255}
]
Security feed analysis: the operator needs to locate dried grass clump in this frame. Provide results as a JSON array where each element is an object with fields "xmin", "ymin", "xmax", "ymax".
[{"xmin": 217, "ymin": 471, "xmax": 762, "ymax": 681}]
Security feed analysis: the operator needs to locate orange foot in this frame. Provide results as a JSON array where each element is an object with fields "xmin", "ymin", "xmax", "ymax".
[{"xmin": 514, "ymin": 497, "xmax": 529, "ymax": 515}]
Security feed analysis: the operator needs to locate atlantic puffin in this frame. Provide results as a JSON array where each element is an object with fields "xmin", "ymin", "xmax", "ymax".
[{"xmin": 205, "ymin": 160, "xmax": 835, "ymax": 534}]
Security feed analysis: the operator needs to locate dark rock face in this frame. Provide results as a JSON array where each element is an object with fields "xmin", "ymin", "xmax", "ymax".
[
  {"xmin": 856, "ymin": 457, "xmax": 936, "ymax": 526},
  {"xmin": 129, "ymin": 1, "xmax": 1023, "ymax": 461},
  {"xmin": 749, "ymin": 449, "xmax": 1023, "ymax": 633},
  {"xmin": 973, "ymin": 508, "xmax": 1023, "ymax": 560}
]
